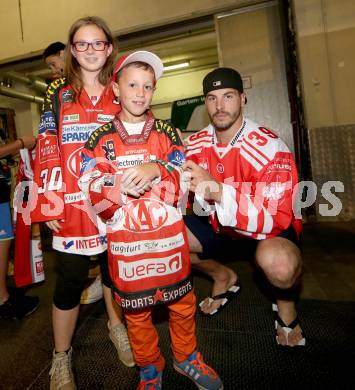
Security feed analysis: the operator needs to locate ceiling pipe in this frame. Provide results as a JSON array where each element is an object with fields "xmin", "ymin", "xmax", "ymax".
[
  {"xmin": 3, "ymin": 71, "xmax": 48, "ymax": 93},
  {"xmin": 0, "ymin": 85, "xmax": 44, "ymax": 104}
]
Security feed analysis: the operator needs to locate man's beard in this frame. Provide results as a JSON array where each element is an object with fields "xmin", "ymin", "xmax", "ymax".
[{"xmin": 211, "ymin": 110, "xmax": 238, "ymax": 130}]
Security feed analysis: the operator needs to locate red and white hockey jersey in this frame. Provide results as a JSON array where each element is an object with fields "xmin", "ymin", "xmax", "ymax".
[
  {"xmin": 185, "ymin": 117, "xmax": 302, "ymax": 240},
  {"xmin": 31, "ymin": 78, "xmax": 120, "ymax": 255},
  {"xmin": 79, "ymin": 113, "xmax": 191, "ymax": 311},
  {"xmin": 13, "ymin": 149, "xmax": 45, "ymax": 287}
]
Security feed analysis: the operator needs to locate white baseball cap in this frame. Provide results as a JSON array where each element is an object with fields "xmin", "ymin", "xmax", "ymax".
[{"xmin": 113, "ymin": 50, "xmax": 164, "ymax": 80}]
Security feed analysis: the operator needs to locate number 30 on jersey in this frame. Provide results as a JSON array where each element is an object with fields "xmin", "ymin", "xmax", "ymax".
[{"xmin": 38, "ymin": 167, "xmax": 62, "ymax": 193}]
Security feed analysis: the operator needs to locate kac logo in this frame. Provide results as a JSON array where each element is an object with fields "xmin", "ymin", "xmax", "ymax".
[
  {"xmin": 123, "ymin": 199, "xmax": 168, "ymax": 232},
  {"xmin": 67, "ymin": 146, "xmax": 84, "ymax": 178}
]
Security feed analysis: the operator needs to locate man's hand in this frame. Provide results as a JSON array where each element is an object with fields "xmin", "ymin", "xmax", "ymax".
[
  {"xmin": 45, "ymin": 219, "xmax": 63, "ymax": 233},
  {"xmin": 181, "ymin": 160, "xmax": 222, "ymax": 202},
  {"xmin": 120, "ymin": 163, "xmax": 161, "ymax": 198}
]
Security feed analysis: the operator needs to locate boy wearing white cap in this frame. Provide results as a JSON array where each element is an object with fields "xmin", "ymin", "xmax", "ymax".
[{"xmin": 79, "ymin": 51, "xmax": 223, "ymax": 390}]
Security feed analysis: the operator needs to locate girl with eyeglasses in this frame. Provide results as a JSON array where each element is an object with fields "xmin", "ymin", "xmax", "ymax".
[{"xmin": 31, "ymin": 16, "xmax": 134, "ymax": 390}]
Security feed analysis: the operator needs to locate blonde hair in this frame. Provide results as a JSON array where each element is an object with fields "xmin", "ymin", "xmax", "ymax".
[{"xmin": 65, "ymin": 16, "xmax": 117, "ymax": 95}]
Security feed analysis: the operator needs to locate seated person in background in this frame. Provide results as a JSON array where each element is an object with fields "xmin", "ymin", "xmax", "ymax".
[
  {"xmin": 42, "ymin": 41, "xmax": 65, "ymax": 78},
  {"xmin": 182, "ymin": 67, "xmax": 305, "ymax": 347},
  {"xmin": 0, "ymin": 135, "xmax": 39, "ymax": 319},
  {"xmin": 80, "ymin": 50, "xmax": 223, "ymax": 390}
]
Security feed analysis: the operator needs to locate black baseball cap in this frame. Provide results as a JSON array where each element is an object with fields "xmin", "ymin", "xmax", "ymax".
[{"xmin": 203, "ymin": 67, "xmax": 244, "ymax": 96}]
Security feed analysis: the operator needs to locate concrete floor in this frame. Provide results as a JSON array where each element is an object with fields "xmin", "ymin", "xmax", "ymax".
[
  {"xmin": 300, "ymin": 221, "xmax": 355, "ymax": 301},
  {"xmin": 0, "ymin": 220, "xmax": 354, "ymax": 389}
]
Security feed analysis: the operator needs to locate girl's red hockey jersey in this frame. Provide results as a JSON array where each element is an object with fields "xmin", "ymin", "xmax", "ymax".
[
  {"xmin": 185, "ymin": 117, "xmax": 302, "ymax": 240},
  {"xmin": 31, "ymin": 78, "xmax": 120, "ymax": 255},
  {"xmin": 79, "ymin": 114, "xmax": 191, "ymax": 311}
]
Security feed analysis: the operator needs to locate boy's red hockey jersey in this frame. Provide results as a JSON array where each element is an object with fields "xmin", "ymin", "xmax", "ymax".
[
  {"xmin": 185, "ymin": 117, "xmax": 302, "ymax": 240},
  {"xmin": 79, "ymin": 114, "xmax": 191, "ymax": 311},
  {"xmin": 31, "ymin": 78, "xmax": 120, "ymax": 255}
]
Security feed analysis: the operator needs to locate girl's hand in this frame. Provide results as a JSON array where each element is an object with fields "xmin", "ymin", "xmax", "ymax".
[{"xmin": 45, "ymin": 220, "xmax": 63, "ymax": 233}]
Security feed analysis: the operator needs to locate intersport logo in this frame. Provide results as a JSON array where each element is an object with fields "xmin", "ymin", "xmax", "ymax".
[
  {"xmin": 118, "ymin": 253, "xmax": 182, "ymax": 281},
  {"xmin": 123, "ymin": 198, "xmax": 168, "ymax": 232}
]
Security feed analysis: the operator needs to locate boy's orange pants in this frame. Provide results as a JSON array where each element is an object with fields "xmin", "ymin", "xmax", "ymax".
[{"xmin": 124, "ymin": 290, "xmax": 197, "ymax": 371}]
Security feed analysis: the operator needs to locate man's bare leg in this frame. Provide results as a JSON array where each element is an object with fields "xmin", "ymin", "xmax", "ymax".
[
  {"xmin": 187, "ymin": 227, "xmax": 237, "ymax": 314},
  {"xmin": 255, "ymin": 237, "xmax": 303, "ymax": 346}
]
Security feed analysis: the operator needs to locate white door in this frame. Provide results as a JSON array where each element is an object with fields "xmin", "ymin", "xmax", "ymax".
[{"xmin": 215, "ymin": 2, "xmax": 294, "ymax": 151}]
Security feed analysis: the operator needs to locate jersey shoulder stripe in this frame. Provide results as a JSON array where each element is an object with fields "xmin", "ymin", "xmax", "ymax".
[
  {"xmin": 185, "ymin": 141, "xmax": 211, "ymax": 158},
  {"xmin": 240, "ymin": 147, "xmax": 263, "ymax": 171},
  {"xmin": 44, "ymin": 78, "xmax": 67, "ymax": 103},
  {"xmin": 185, "ymin": 125, "xmax": 213, "ymax": 147},
  {"xmin": 45, "ymin": 77, "xmax": 67, "ymax": 96},
  {"xmin": 43, "ymin": 77, "xmax": 68, "ymax": 114},
  {"xmin": 85, "ymin": 122, "xmax": 116, "ymax": 151},
  {"xmin": 155, "ymin": 119, "xmax": 182, "ymax": 146},
  {"xmin": 242, "ymin": 139, "xmax": 270, "ymax": 165}
]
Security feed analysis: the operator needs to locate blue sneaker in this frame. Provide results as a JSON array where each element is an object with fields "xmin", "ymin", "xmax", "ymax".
[
  {"xmin": 137, "ymin": 365, "xmax": 162, "ymax": 390},
  {"xmin": 173, "ymin": 351, "xmax": 223, "ymax": 390}
]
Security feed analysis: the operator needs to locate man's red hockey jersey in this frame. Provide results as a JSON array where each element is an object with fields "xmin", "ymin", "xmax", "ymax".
[
  {"xmin": 31, "ymin": 78, "xmax": 120, "ymax": 255},
  {"xmin": 79, "ymin": 114, "xmax": 191, "ymax": 311},
  {"xmin": 185, "ymin": 117, "xmax": 302, "ymax": 240}
]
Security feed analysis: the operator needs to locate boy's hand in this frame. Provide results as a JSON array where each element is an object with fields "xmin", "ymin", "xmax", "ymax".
[{"xmin": 120, "ymin": 163, "xmax": 161, "ymax": 197}]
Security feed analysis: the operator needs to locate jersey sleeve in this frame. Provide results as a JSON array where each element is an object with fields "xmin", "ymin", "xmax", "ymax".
[
  {"xmin": 213, "ymin": 150, "xmax": 299, "ymax": 239},
  {"xmin": 151, "ymin": 120, "xmax": 188, "ymax": 207},
  {"xmin": 78, "ymin": 127, "xmax": 124, "ymax": 221},
  {"xmin": 31, "ymin": 79, "xmax": 66, "ymax": 223}
]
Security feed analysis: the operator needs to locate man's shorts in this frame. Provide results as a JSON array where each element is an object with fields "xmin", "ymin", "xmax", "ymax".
[
  {"xmin": 183, "ymin": 215, "xmax": 300, "ymax": 261},
  {"xmin": 0, "ymin": 202, "xmax": 14, "ymax": 241}
]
